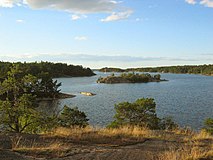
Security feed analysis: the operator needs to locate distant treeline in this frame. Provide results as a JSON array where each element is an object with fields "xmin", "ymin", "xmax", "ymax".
[
  {"xmin": 0, "ymin": 61, "xmax": 96, "ymax": 79},
  {"xmin": 99, "ymin": 64, "xmax": 213, "ymax": 76},
  {"xmin": 99, "ymin": 67, "xmax": 125, "ymax": 73}
]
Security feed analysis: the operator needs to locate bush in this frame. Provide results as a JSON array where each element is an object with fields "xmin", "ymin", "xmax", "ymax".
[
  {"xmin": 108, "ymin": 98, "xmax": 178, "ymax": 130},
  {"xmin": 58, "ymin": 105, "xmax": 89, "ymax": 128},
  {"xmin": 109, "ymin": 98, "xmax": 160, "ymax": 129},
  {"xmin": 159, "ymin": 116, "xmax": 178, "ymax": 130}
]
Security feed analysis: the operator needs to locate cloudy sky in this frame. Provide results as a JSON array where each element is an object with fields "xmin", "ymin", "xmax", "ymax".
[{"xmin": 0, "ymin": 0, "xmax": 213, "ymax": 68}]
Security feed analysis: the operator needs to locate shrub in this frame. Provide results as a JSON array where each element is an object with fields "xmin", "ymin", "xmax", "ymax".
[
  {"xmin": 108, "ymin": 98, "xmax": 178, "ymax": 130},
  {"xmin": 159, "ymin": 116, "xmax": 178, "ymax": 130},
  {"xmin": 109, "ymin": 98, "xmax": 160, "ymax": 129},
  {"xmin": 58, "ymin": 105, "xmax": 89, "ymax": 128}
]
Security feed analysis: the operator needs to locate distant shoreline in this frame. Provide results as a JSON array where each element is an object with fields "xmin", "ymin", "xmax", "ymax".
[{"xmin": 97, "ymin": 64, "xmax": 213, "ymax": 76}]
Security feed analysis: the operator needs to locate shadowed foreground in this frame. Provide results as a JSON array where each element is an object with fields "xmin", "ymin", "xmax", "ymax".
[{"xmin": 0, "ymin": 127, "xmax": 212, "ymax": 160}]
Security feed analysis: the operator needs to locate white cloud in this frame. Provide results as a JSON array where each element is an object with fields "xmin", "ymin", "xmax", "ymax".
[
  {"xmin": 200, "ymin": 0, "xmax": 213, "ymax": 7},
  {"xmin": 16, "ymin": 19, "xmax": 24, "ymax": 23},
  {"xmin": 110, "ymin": 0, "xmax": 122, "ymax": 4},
  {"xmin": 74, "ymin": 36, "xmax": 88, "ymax": 41},
  {"xmin": 185, "ymin": 0, "xmax": 213, "ymax": 8},
  {"xmin": 71, "ymin": 14, "xmax": 87, "ymax": 21},
  {"xmin": 101, "ymin": 10, "xmax": 133, "ymax": 22},
  {"xmin": 0, "ymin": 0, "xmax": 132, "ymax": 21},
  {"xmin": 0, "ymin": 0, "xmax": 118, "ymax": 13},
  {"xmin": 185, "ymin": 0, "xmax": 197, "ymax": 5},
  {"xmin": 71, "ymin": 15, "xmax": 81, "ymax": 21},
  {"xmin": 23, "ymin": 0, "xmax": 118, "ymax": 14},
  {"xmin": 0, "ymin": 0, "xmax": 20, "ymax": 8}
]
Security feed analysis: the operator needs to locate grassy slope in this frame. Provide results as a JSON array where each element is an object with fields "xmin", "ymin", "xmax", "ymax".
[{"xmin": 2, "ymin": 126, "xmax": 212, "ymax": 160}]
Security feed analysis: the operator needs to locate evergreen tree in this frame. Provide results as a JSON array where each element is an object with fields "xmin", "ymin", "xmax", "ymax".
[
  {"xmin": 0, "ymin": 65, "xmax": 41, "ymax": 133},
  {"xmin": 59, "ymin": 105, "xmax": 89, "ymax": 128},
  {"xmin": 109, "ymin": 98, "xmax": 160, "ymax": 129}
]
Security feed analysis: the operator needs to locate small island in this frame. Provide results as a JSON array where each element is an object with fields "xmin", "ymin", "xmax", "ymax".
[
  {"xmin": 99, "ymin": 67, "xmax": 126, "ymax": 73},
  {"xmin": 97, "ymin": 73, "xmax": 167, "ymax": 84}
]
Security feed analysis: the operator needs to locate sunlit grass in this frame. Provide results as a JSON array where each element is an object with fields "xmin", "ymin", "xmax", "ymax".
[
  {"xmin": 192, "ymin": 130, "xmax": 213, "ymax": 140},
  {"xmin": 158, "ymin": 145, "xmax": 213, "ymax": 160},
  {"xmin": 10, "ymin": 126, "xmax": 213, "ymax": 159}
]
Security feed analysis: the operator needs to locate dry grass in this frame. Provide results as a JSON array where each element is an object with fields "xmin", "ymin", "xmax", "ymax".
[
  {"xmin": 52, "ymin": 126, "xmax": 95, "ymax": 137},
  {"xmin": 159, "ymin": 129, "xmax": 213, "ymax": 160},
  {"xmin": 9, "ymin": 126, "xmax": 213, "ymax": 159},
  {"xmin": 99, "ymin": 126, "xmax": 153, "ymax": 137},
  {"xmin": 53, "ymin": 125, "xmax": 153, "ymax": 137},
  {"xmin": 10, "ymin": 126, "xmax": 155, "ymax": 158},
  {"xmin": 12, "ymin": 137, "xmax": 66, "ymax": 150},
  {"xmin": 170, "ymin": 127, "xmax": 194, "ymax": 136},
  {"xmin": 11, "ymin": 135, "xmax": 70, "ymax": 158},
  {"xmin": 192, "ymin": 130, "xmax": 213, "ymax": 140},
  {"xmin": 158, "ymin": 145, "xmax": 213, "ymax": 160},
  {"xmin": 51, "ymin": 125, "xmax": 155, "ymax": 144}
]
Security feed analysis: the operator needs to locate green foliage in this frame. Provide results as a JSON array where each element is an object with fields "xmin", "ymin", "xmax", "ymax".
[
  {"xmin": 0, "ymin": 65, "xmax": 41, "ymax": 133},
  {"xmin": 154, "ymin": 74, "xmax": 161, "ymax": 80},
  {"xmin": 58, "ymin": 105, "xmax": 89, "ymax": 128},
  {"xmin": 110, "ymin": 98, "xmax": 160, "ymax": 129},
  {"xmin": 100, "ymin": 64, "xmax": 213, "ymax": 76},
  {"xmin": 120, "ymin": 73, "xmax": 162, "ymax": 83},
  {"xmin": 0, "ymin": 61, "xmax": 95, "ymax": 79},
  {"xmin": 99, "ymin": 67, "xmax": 125, "ymax": 73},
  {"xmin": 127, "ymin": 64, "xmax": 213, "ymax": 75},
  {"xmin": 108, "ymin": 98, "xmax": 178, "ymax": 130},
  {"xmin": 204, "ymin": 118, "xmax": 213, "ymax": 134},
  {"xmin": 120, "ymin": 73, "xmax": 149, "ymax": 83},
  {"xmin": 0, "ymin": 65, "xmax": 90, "ymax": 133},
  {"xmin": 0, "ymin": 65, "xmax": 62, "ymax": 99},
  {"xmin": 98, "ymin": 73, "xmax": 164, "ymax": 84},
  {"xmin": 36, "ymin": 72, "xmax": 62, "ymax": 98},
  {"xmin": 25, "ymin": 114, "xmax": 59, "ymax": 133},
  {"xmin": 159, "ymin": 116, "xmax": 178, "ymax": 130}
]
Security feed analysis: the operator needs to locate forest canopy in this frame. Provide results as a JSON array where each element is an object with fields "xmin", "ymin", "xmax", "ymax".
[{"xmin": 0, "ymin": 61, "xmax": 95, "ymax": 79}]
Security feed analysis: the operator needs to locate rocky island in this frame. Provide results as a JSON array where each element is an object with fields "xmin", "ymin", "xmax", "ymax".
[{"xmin": 97, "ymin": 73, "xmax": 167, "ymax": 84}]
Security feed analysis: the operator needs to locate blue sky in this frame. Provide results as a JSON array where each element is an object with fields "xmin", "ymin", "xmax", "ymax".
[{"xmin": 0, "ymin": 0, "xmax": 213, "ymax": 68}]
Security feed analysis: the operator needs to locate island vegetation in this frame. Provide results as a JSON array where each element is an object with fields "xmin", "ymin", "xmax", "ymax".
[
  {"xmin": 99, "ymin": 64, "xmax": 213, "ymax": 76},
  {"xmin": 97, "ymin": 72, "xmax": 167, "ymax": 84},
  {"xmin": 99, "ymin": 67, "xmax": 126, "ymax": 73},
  {"xmin": 0, "ymin": 61, "xmax": 95, "ymax": 79}
]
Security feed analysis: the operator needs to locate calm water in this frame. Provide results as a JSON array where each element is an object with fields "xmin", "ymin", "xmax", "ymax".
[{"xmin": 54, "ymin": 72, "xmax": 213, "ymax": 130}]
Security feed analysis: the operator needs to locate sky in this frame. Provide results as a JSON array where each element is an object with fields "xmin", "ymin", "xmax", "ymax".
[{"xmin": 0, "ymin": 0, "xmax": 213, "ymax": 68}]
